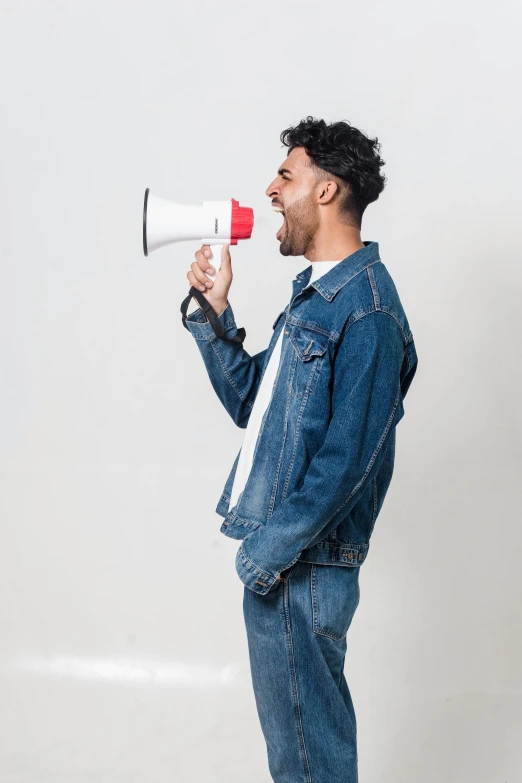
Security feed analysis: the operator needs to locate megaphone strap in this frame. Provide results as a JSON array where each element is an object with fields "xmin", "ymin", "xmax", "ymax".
[{"xmin": 180, "ymin": 287, "xmax": 246, "ymax": 344}]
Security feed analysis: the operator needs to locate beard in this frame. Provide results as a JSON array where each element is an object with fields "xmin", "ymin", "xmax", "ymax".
[{"xmin": 278, "ymin": 192, "xmax": 319, "ymax": 257}]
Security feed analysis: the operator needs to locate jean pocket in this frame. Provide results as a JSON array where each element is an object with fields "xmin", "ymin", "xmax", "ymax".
[
  {"xmin": 289, "ymin": 326, "xmax": 329, "ymax": 397},
  {"xmin": 311, "ymin": 563, "xmax": 361, "ymax": 640}
]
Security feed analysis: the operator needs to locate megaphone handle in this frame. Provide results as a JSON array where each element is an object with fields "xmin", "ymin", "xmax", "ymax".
[{"xmin": 205, "ymin": 244, "xmax": 223, "ymax": 282}]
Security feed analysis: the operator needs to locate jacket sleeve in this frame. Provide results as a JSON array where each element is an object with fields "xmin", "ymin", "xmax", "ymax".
[
  {"xmin": 235, "ymin": 309, "xmax": 412, "ymax": 594},
  {"xmin": 184, "ymin": 300, "xmax": 267, "ymax": 428}
]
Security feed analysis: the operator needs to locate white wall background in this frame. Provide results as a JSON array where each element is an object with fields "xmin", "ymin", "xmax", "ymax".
[{"xmin": 1, "ymin": 1, "xmax": 521, "ymax": 781}]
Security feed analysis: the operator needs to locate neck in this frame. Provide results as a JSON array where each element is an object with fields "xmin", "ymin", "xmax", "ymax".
[{"xmin": 304, "ymin": 222, "xmax": 365, "ymax": 262}]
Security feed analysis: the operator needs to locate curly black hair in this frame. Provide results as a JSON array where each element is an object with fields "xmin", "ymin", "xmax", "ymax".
[{"xmin": 280, "ymin": 116, "xmax": 386, "ymax": 228}]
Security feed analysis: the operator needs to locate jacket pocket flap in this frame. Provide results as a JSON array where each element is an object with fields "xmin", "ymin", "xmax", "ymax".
[{"xmin": 290, "ymin": 327, "xmax": 329, "ymax": 361}]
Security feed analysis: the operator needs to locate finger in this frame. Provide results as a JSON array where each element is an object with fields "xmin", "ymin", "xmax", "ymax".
[
  {"xmin": 195, "ymin": 246, "xmax": 216, "ymax": 277},
  {"xmin": 218, "ymin": 244, "xmax": 231, "ymax": 273},
  {"xmin": 187, "ymin": 269, "xmax": 209, "ymax": 293},
  {"xmin": 196, "ymin": 246, "xmax": 216, "ymax": 276},
  {"xmin": 190, "ymin": 260, "xmax": 213, "ymax": 289}
]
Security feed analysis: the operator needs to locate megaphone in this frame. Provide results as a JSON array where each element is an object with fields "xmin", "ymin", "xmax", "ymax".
[{"xmin": 142, "ymin": 189, "xmax": 254, "ymax": 280}]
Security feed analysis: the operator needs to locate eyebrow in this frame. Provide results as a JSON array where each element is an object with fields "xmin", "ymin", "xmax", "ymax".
[{"xmin": 278, "ymin": 167, "xmax": 292, "ymax": 176}]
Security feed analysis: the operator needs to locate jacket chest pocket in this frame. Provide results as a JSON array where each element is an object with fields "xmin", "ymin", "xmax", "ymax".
[{"xmin": 288, "ymin": 326, "xmax": 329, "ymax": 397}]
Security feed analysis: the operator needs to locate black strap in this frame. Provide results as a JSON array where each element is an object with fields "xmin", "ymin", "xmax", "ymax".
[{"xmin": 180, "ymin": 286, "xmax": 246, "ymax": 344}]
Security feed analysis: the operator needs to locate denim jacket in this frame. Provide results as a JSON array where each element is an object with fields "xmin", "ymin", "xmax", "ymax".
[{"xmin": 184, "ymin": 241, "xmax": 418, "ymax": 595}]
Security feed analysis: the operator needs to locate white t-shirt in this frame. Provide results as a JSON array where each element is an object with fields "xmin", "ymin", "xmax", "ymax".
[{"xmin": 228, "ymin": 260, "xmax": 343, "ymax": 511}]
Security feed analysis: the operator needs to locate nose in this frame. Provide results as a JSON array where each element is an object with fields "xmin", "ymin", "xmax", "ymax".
[{"xmin": 266, "ymin": 179, "xmax": 279, "ymax": 199}]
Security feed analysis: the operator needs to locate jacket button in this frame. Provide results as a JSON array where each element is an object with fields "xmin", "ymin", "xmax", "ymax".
[{"xmin": 285, "ymin": 330, "xmax": 289, "ymax": 334}]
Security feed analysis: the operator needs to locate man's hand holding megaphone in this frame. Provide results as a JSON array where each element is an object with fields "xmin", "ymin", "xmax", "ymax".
[{"xmin": 187, "ymin": 244, "xmax": 232, "ymax": 318}]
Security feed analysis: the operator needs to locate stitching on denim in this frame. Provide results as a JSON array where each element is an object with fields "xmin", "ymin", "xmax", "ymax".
[
  {"xmin": 313, "ymin": 259, "xmax": 380, "ymax": 300},
  {"xmin": 378, "ymin": 307, "xmax": 409, "ymax": 342},
  {"xmin": 284, "ymin": 318, "xmax": 335, "ymax": 340},
  {"xmin": 225, "ymin": 514, "xmax": 261, "ymax": 530},
  {"xmin": 367, "ymin": 264, "xmax": 381, "ymax": 309},
  {"xmin": 369, "ymin": 477, "xmax": 378, "ymax": 537},
  {"xmin": 290, "ymin": 333, "xmax": 329, "ymax": 361},
  {"xmin": 332, "ymin": 259, "xmax": 380, "ymax": 294},
  {"xmin": 326, "ymin": 380, "xmax": 404, "ymax": 527},
  {"xmin": 308, "ymin": 355, "xmax": 323, "ymax": 394},
  {"xmin": 267, "ymin": 352, "xmax": 298, "ymax": 519},
  {"xmin": 210, "ymin": 339, "xmax": 254, "ymax": 410},
  {"xmin": 284, "ymin": 576, "xmax": 313, "ymax": 782},
  {"xmin": 238, "ymin": 547, "xmax": 273, "ymax": 580},
  {"xmin": 299, "ymin": 556, "xmax": 366, "ymax": 568},
  {"xmin": 281, "ymin": 341, "xmax": 325, "ymax": 501},
  {"xmin": 341, "ymin": 307, "xmax": 408, "ymax": 343},
  {"xmin": 305, "ymin": 540, "xmax": 368, "ymax": 551},
  {"xmin": 279, "ymin": 553, "xmax": 301, "ymax": 575},
  {"xmin": 311, "ymin": 565, "xmax": 346, "ymax": 640},
  {"xmin": 281, "ymin": 384, "xmax": 310, "ymax": 502},
  {"xmin": 289, "ymin": 343, "xmax": 325, "ymax": 395}
]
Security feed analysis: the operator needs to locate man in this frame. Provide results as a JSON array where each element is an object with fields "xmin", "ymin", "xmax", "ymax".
[{"xmin": 183, "ymin": 116, "xmax": 418, "ymax": 783}]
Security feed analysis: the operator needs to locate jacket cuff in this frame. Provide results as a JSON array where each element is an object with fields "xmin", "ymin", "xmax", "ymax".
[
  {"xmin": 235, "ymin": 542, "xmax": 280, "ymax": 595},
  {"xmin": 184, "ymin": 301, "xmax": 238, "ymax": 342}
]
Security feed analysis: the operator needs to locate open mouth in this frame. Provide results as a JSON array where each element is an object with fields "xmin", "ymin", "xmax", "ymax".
[{"xmin": 273, "ymin": 205, "xmax": 285, "ymax": 240}]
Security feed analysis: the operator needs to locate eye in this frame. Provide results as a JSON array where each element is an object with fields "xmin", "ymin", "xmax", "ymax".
[{"xmin": 281, "ymin": 174, "xmax": 289, "ymax": 180}]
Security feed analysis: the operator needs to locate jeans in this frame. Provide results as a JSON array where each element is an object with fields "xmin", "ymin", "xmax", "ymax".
[{"xmin": 243, "ymin": 560, "xmax": 361, "ymax": 782}]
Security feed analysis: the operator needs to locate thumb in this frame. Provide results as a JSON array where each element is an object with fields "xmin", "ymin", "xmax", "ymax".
[{"xmin": 219, "ymin": 243, "xmax": 231, "ymax": 274}]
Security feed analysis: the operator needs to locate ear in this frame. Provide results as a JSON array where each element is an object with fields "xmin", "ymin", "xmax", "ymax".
[{"xmin": 316, "ymin": 179, "xmax": 339, "ymax": 206}]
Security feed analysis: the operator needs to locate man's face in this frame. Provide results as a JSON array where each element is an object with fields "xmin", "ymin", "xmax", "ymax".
[{"xmin": 265, "ymin": 146, "xmax": 321, "ymax": 257}]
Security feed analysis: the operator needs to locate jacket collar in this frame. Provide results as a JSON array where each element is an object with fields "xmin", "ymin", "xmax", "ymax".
[{"xmin": 294, "ymin": 241, "xmax": 380, "ymax": 302}]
